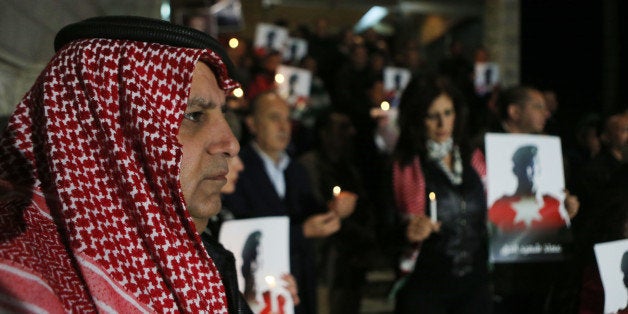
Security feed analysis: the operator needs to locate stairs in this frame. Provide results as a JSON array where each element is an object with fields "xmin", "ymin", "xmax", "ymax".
[{"xmin": 360, "ymin": 269, "xmax": 396, "ymax": 313}]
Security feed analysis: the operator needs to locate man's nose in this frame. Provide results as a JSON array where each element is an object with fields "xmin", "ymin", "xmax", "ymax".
[{"xmin": 209, "ymin": 120, "xmax": 240, "ymax": 157}]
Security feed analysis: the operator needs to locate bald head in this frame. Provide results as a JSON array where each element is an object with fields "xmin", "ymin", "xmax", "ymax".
[{"xmin": 246, "ymin": 91, "xmax": 292, "ymax": 161}]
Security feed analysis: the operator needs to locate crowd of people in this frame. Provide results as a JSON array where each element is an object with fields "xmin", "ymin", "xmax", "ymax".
[
  {"xmin": 221, "ymin": 17, "xmax": 628, "ymax": 314},
  {"xmin": 0, "ymin": 14, "xmax": 627, "ymax": 314}
]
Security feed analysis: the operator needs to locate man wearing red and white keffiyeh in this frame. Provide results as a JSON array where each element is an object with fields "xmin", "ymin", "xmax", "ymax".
[{"xmin": 0, "ymin": 17, "xmax": 242, "ymax": 313}]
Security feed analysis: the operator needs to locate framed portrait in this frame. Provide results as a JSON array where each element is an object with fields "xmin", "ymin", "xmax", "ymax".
[
  {"xmin": 485, "ymin": 133, "xmax": 572, "ymax": 263},
  {"xmin": 219, "ymin": 216, "xmax": 293, "ymax": 314}
]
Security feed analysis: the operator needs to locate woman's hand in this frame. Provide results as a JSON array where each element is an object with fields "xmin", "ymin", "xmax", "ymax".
[{"xmin": 406, "ymin": 215, "xmax": 441, "ymax": 242}]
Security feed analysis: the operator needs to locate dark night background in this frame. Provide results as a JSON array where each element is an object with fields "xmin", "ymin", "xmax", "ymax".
[{"xmin": 520, "ymin": 1, "xmax": 627, "ymax": 145}]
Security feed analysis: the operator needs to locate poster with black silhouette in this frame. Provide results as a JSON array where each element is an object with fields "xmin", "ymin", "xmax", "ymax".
[
  {"xmin": 253, "ymin": 23, "xmax": 289, "ymax": 54},
  {"xmin": 210, "ymin": 0, "xmax": 244, "ymax": 32},
  {"xmin": 282, "ymin": 37, "xmax": 308, "ymax": 63},
  {"xmin": 276, "ymin": 65, "xmax": 312, "ymax": 107},
  {"xmin": 474, "ymin": 62, "xmax": 499, "ymax": 96},
  {"xmin": 485, "ymin": 133, "xmax": 572, "ymax": 263},
  {"xmin": 383, "ymin": 66, "xmax": 411, "ymax": 102},
  {"xmin": 219, "ymin": 216, "xmax": 293, "ymax": 314},
  {"xmin": 594, "ymin": 239, "xmax": 628, "ymax": 314}
]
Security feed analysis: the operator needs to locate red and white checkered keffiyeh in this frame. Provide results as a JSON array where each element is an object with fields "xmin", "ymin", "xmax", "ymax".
[
  {"xmin": 392, "ymin": 149, "xmax": 487, "ymax": 217},
  {"xmin": 0, "ymin": 38, "xmax": 239, "ymax": 313}
]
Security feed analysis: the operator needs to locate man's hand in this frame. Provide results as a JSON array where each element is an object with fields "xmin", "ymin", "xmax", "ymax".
[
  {"xmin": 564, "ymin": 190, "xmax": 580, "ymax": 219},
  {"xmin": 406, "ymin": 215, "xmax": 441, "ymax": 243},
  {"xmin": 281, "ymin": 273, "xmax": 300, "ymax": 306},
  {"xmin": 302, "ymin": 211, "xmax": 341, "ymax": 238},
  {"xmin": 328, "ymin": 191, "xmax": 358, "ymax": 219}
]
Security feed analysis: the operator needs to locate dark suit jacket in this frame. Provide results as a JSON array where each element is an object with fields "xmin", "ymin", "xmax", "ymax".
[{"xmin": 222, "ymin": 143, "xmax": 324, "ymax": 314}]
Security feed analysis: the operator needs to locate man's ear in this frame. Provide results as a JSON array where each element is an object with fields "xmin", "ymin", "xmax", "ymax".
[
  {"xmin": 507, "ymin": 104, "xmax": 520, "ymax": 122},
  {"xmin": 245, "ymin": 115, "xmax": 256, "ymax": 135}
]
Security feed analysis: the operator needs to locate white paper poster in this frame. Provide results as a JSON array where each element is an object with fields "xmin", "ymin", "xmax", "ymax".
[
  {"xmin": 283, "ymin": 37, "xmax": 308, "ymax": 63},
  {"xmin": 219, "ymin": 216, "xmax": 293, "ymax": 314},
  {"xmin": 474, "ymin": 62, "xmax": 500, "ymax": 96},
  {"xmin": 383, "ymin": 66, "xmax": 411, "ymax": 98},
  {"xmin": 254, "ymin": 23, "xmax": 289, "ymax": 54},
  {"xmin": 594, "ymin": 239, "xmax": 628, "ymax": 314},
  {"xmin": 485, "ymin": 133, "xmax": 572, "ymax": 263},
  {"xmin": 276, "ymin": 65, "xmax": 312, "ymax": 107}
]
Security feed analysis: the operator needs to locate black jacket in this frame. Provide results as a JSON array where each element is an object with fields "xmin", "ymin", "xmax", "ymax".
[{"xmin": 201, "ymin": 232, "xmax": 253, "ymax": 314}]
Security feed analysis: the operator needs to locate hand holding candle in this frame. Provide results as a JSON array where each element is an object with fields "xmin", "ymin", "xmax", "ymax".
[
  {"xmin": 429, "ymin": 192, "xmax": 437, "ymax": 223},
  {"xmin": 406, "ymin": 215, "xmax": 440, "ymax": 242},
  {"xmin": 329, "ymin": 186, "xmax": 357, "ymax": 219}
]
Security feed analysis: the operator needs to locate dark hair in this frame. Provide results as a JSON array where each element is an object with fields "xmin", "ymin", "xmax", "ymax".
[
  {"xmin": 393, "ymin": 73, "xmax": 468, "ymax": 166},
  {"xmin": 496, "ymin": 86, "xmax": 536, "ymax": 122}
]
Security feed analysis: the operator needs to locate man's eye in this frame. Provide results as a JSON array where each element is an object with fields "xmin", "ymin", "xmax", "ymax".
[{"xmin": 183, "ymin": 111, "xmax": 203, "ymax": 122}]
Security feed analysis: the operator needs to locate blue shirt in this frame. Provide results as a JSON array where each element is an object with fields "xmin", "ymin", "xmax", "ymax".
[{"xmin": 251, "ymin": 142, "xmax": 290, "ymax": 199}]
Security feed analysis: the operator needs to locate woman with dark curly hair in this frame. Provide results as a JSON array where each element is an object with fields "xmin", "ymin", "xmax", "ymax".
[{"xmin": 392, "ymin": 74, "xmax": 491, "ymax": 313}]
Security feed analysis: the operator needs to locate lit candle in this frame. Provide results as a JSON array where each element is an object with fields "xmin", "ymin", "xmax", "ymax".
[
  {"xmin": 380, "ymin": 101, "xmax": 390, "ymax": 111},
  {"xmin": 429, "ymin": 192, "xmax": 437, "ymax": 223},
  {"xmin": 332, "ymin": 186, "xmax": 341, "ymax": 197},
  {"xmin": 274, "ymin": 73, "xmax": 285, "ymax": 84},
  {"xmin": 228, "ymin": 37, "xmax": 239, "ymax": 49},
  {"xmin": 265, "ymin": 275, "xmax": 278, "ymax": 313}
]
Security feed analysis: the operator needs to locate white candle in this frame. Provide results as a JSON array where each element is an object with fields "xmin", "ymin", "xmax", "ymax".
[
  {"xmin": 332, "ymin": 186, "xmax": 341, "ymax": 197},
  {"xmin": 429, "ymin": 192, "xmax": 437, "ymax": 223},
  {"xmin": 265, "ymin": 275, "xmax": 278, "ymax": 313}
]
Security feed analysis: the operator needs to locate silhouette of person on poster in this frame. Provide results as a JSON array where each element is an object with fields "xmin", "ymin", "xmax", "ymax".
[
  {"xmin": 288, "ymin": 73, "xmax": 299, "ymax": 97},
  {"xmin": 242, "ymin": 231, "xmax": 262, "ymax": 302},
  {"xmin": 619, "ymin": 251, "xmax": 628, "ymax": 314},
  {"xmin": 266, "ymin": 30, "xmax": 276, "ymax": 51},
  {"xmin": 489, "ymin": 145, "xmax": 567, "ymax": 231}
]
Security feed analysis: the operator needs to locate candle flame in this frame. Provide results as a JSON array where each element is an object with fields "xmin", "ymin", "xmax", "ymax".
[
  {"xmin": 380, "ymin": 101, "xmax": 390, "ymax": 111},
  {"xmin": 275, "ymin": 73, "xmax": 285, "ymax": 84},
  {"xmin": 332, "ymin": 186, "xmax": 341, "ymax": 197},
  {"xmin": 429, "ymin": 192, "xmax": 436, "ymax": 201},
  {"xmin": 228, "ymin": 38, "xmax": 239, "ymax": 49},
  {"xmin": 265, "ymin": 275, "xmax": 276, "ymax": 288},
  {"xmin": 232, "ymin": 87, "xmax": 244, "ymax": 98}
]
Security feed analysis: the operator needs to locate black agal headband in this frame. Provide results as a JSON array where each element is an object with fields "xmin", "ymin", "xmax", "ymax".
[{"xmin": 54, "ymin": 15, "xmax": 237, "ymax": 81}]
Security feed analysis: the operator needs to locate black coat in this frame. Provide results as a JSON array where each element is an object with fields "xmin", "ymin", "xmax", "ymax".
[{"xmin": 201, "ymin": 232, "xmax": 253, "ymax": 314}]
